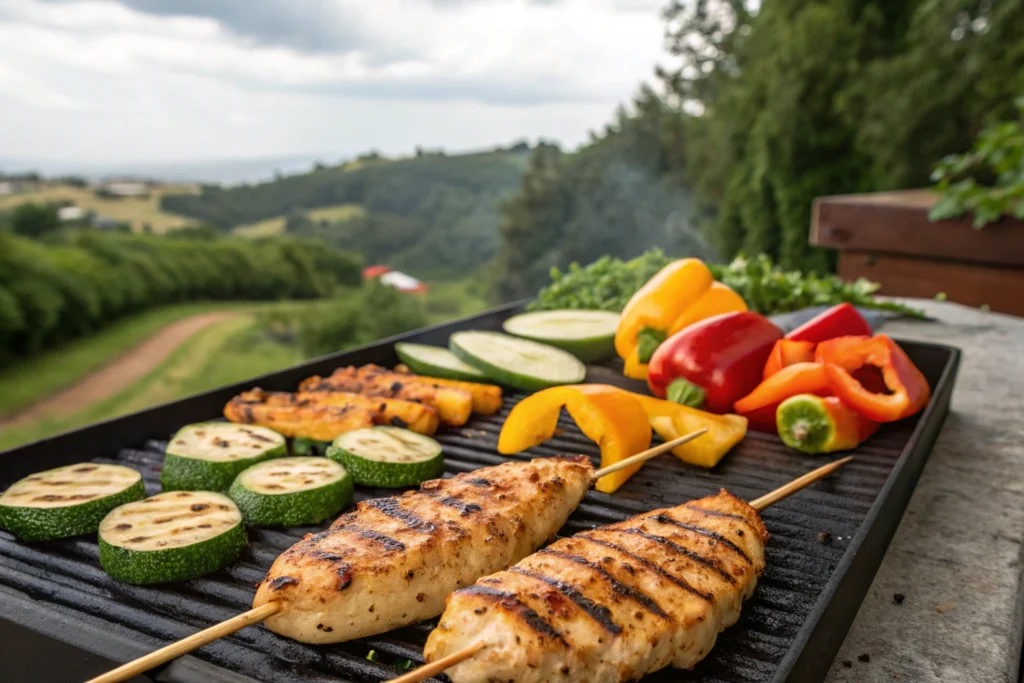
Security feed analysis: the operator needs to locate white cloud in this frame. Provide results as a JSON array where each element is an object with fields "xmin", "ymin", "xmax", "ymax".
[{"xmin": 0, "ymin": 0, "xmax": 668, "ymax": 165}]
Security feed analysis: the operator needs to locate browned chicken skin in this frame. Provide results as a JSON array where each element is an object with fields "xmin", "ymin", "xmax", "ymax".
[
  {"xmin": 424, "ymin": 490, "xmax": 768, "ymax": 683},
  {"xmin": 253, "ymin": 456, "xmax": 594, "ymax": 643}
]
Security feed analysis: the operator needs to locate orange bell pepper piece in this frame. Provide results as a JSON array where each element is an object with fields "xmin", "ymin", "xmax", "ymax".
[
  {"xmin": 635, "ymin": 394, "xmax": 747, "ymax": 468},
  {"xmin": 816, "ymin": 335, "xmax": 931, "ymax": 422},
  {"xmin": 497, "ymin": 385, "xmax": 652, "ymax": 493},
  {"xmin": 733, "ymin": 362, "xmax": 832, "ymax": 433},
  {"xmin": 763, "ymin": 339, "xmax": 817, "ymax": 379}
]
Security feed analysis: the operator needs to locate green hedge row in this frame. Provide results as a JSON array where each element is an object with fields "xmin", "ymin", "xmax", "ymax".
[{"xmin": 0, "ymin": 231, "xmax": 362, "ymax": 367}]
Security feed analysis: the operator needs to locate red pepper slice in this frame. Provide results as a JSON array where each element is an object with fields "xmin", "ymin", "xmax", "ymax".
[
  {"xmin": 647, "ymin": 311, "xmax": 783, "ymax": 414},
  {"xmin": 816, "ymin": 335, "xmax": 931, "ymax": 422},
  {"xmin": 786, "ymin": 303, "xmax": 872, "ymax": 344},
  {"xmin": 733, "ymin": 362, "xmax": 832, "ymax": 433},
  {"xmin": 763, "ymin": 339, "xmax": 816, "ymax": 379}
]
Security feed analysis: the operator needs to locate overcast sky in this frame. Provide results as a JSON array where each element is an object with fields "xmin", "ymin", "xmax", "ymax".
[{"xmin": 0, "ymin": 0, "xmax": 668, "ymax": 165}]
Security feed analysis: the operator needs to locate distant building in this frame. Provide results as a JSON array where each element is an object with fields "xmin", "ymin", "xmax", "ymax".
[
  {"xmin": 91, "ymin": 215, "xmax": 121, "ymax": 230},
  {"xmin": 0, "ymin": 182, "xmax": 14, "ymax": 196},
  {"xmin": 58, "ymin": 206, "xmax": 86, "ymax": 222},
  {"xmin": 362, "ymin": 265, "xmax": 428, "ymax": 293}
]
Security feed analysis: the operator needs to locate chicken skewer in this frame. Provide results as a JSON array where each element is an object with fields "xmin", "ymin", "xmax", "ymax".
[
  {"xmin": 393, "ymin": 456, "xmax": 853, "ymax": 683},
  {"xmin": 86, "ymin": 430, "xmax": 707, "ymax": 683}
]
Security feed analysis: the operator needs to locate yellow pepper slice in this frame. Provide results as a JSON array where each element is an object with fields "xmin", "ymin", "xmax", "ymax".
[
  {"xmin": 635, "ymin": 394, "xmax": 747, "ymax": 468},
  {"xmin": 497, "ymin": 385, "xmax": 652, "ymax": 494}
]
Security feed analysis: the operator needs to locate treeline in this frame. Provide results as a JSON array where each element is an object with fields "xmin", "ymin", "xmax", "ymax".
[
  {"xmin": 0, "ymin": 231, "xmax": 362, "ymax": 367},
  {"xmin": 161, "ymin": 149, "xmax": 529, "ymax": 281},
  {"xmin": 497, "ymin": 0, "xmax": 1024, "ymax": 297}
]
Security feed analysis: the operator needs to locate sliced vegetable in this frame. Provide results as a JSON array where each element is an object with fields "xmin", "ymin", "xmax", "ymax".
[
  {"xmin": 615, "ymin": 258, "xmax": 747, "ymax": 380},
  {"xmin": 497, "ymin": 384, "xmax": 651, "ymax": 493},
  {"xmin": 733, "ymin": 362, "xmax": 832, "ymax": 434},
  {"xmin": 763, "ymin": 339, "xmax": 817, "ymax": 379},
  {"xmin": 394, "ymin": 343, "xmax": 489, "ymax": 381},
  {"xmin": 327, "ymin": 427, "xmax": 444, "ymax": 488},
  {"xmin": 0, "ymin": 464, "xmax": 145, "ymax": 542},
  {"xmin": 786, "ymin": 303, "xmax": 873, "ymax": 344},
  {"xmin": 393, "ymin": 364, "xmax": 504, "ymax": 415},
  {"xmin": 162, "ymin": 423, "xmax": 287, "ymax": 492},
  {"xmin": 98, "ymin": 491, "xmax": 246, "ymax": 584},
  {"xmin": 777, "ymin": 394, "xmax": 879, "ymax": 454},
  {"xmin": 228, "ymin": 457, "xmax": 353, "ymax": 526},
  {"xmin": 502, "ymin": 309, "xmax": 620, "ymax": 362},
  {"xmin": 648, "ymin": 311, "xmax": 783, "ymax": 413},
  {"xmin": 816, "ymin": 335, "xmax": 931, "ymax": 422},
  {"xmin": 635, "ymin": 395, "xmax": 747, "ymax": 468},
  {"xmin": 449, "ymin": 331, "xmax": 586, "ymax": 391}
]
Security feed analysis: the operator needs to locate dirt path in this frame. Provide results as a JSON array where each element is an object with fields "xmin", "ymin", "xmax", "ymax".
[{"xmin": 0, "ymin": 312, "xmax": 240, "ymax": 429}]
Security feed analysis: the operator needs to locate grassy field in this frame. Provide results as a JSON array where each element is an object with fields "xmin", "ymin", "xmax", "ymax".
[
  {"xmin": 0, "ymin": 183, "xmax": 198, "ymax": 232},
  {"xmin": 0, "ymin": 315, "xmax": 305, "ymax": 451},
  {"xmin": 234, "ymin": 203, "xmax": 365, "ymax": 236},
  {"xmin": 0, "ymin": 301, "xmax": 272, "ymax": 417}
]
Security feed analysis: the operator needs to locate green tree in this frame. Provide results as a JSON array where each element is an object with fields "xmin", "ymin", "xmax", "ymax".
[{"xmin": 11, "ymin": 202, "xmax": 60, "ymax": 238}]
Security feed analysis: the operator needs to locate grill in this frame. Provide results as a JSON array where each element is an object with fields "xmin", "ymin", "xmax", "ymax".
[{"xmin": 0, "ymin": 303, "xmax": 960, "ymax": 683}]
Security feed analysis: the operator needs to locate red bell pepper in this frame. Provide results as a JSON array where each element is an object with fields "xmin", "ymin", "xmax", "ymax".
[
  {"xmin": 786, "ymin": 303, "xmax": 872, "ymax": 344},
  {"xmin": 763, "ymin": 339, "xmax": 816, "ymax": 379},
  {"xmin": 647, "ymin": 311, "xmax": 782, "ymax": 414},
  {"xmin": 816, "ymin": 335, "xmax": 931, "ymax": 422},
  {"xmin": 733, "ymin": 362, "xmax": 832, "ymax": 433}
]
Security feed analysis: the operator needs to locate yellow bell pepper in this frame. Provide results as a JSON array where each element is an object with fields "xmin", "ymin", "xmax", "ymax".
[
  {"xmin": 635, "ymin": 394, "xmax": 747, "ymax": 468},
  {"xmin": 615, "ymin": 259, "xmax": 747, "ymax": 380},
  {"xmin": 497, "ymin": 384, "xmax": 652, "ymax": 494}
]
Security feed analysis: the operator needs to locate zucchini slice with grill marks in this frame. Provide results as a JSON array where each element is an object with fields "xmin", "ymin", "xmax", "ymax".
[
  {"xmin": 162, "ymin": 422, "xmax": 286, "ymax": 492},
  {"xmin": 228, "ymin": 457, "xmax": 353, "ymax": 526},
  {"xmin": 99, "ymin": 491, "xmax": 246, "ymax": 584},
  {"xmin": 0, "ymin": 463, "xmax": 144, "ymax": 542},
  {"xmin": 326, "ymin": 426, "xmax": 443, "ymax": 488}
]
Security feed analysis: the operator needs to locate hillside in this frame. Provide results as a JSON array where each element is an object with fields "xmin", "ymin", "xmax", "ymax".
[
  {"xmin": 0, "ymin": 182, "xmax": 198, "ymax": 233},
  {"xmin": 162, "ymin": 147, "xmax": 531, "ymax": 280}
]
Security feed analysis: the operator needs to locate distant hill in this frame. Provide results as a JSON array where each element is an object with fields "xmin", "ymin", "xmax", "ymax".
[{"xmin": 163, "ymin": 147, "xmax": 532, "ymax": 281}]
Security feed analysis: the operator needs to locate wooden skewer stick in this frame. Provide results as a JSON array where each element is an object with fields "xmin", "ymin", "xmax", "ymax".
[
  {"xmin": 386, "ymin": 455, "xmax": 854, "ymax": 683},
  {"xmin": 84, "ymin": 601, "xmax": 282, "ymax": 683},
  {"xmin": 591, "ymin": 428, "xmax": 709, "ymax": 482}
]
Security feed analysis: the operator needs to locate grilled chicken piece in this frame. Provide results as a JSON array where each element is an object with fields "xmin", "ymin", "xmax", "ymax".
[
  {"xmin": 254, "ymin": 456, "xmax": 594, "ymax": 644},
  {"xmin": 224, "ymin": 394, "xmax": 374, "ymax": 441},
  {"xmin": 300, "ymin": 367, "xmax": 474, "ymax": 426},
  {"xmin": 393, "ymin": 364, "xmax": 504, "ymax": 415},
  {"xmin": 225, "ymin": 388, "xmax": 440, "ymax": 435},
  {"xmin": 424, "ymin": 490, "xmax": 768, "ymax": 683}
]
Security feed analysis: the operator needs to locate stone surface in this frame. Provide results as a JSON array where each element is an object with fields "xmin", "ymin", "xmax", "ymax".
[{"xmin": 825, "ymin": 300, "xmax": 1024, "ymax": 683}]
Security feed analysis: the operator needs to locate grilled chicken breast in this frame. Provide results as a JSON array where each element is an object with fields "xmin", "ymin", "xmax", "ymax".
[
  {"xmin": 301, "ymin": 367, "xmax": 475, "ymax": 426},
  {"xmin": 225, "ymin": 388, "xmax": 440, "ymax": 435},
  {"xmin": 224, "ymin": 395, "xmax": 374, "ymax": 441},
  {"xmin": 254, "ymin": 456, "xmax": 594, "ymax": 644},
  {"xmin": 424, "ymin": 490, "xmax": 768, "ymax": 683},
  {"xmin": 393, "ymin": 364, "xmax": 504, "ymax": 415}
]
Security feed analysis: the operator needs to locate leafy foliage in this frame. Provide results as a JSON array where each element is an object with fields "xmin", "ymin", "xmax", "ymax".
[
  {"xmin": 530, "ymin": 249, "xmax": 923, "ymax": 317},
  {"xmin": 929, "ymin": 97, "xmax": 1024, "ymax": 227},
  {"xmin": 0, "ymin": 231, "xmax": 362, "ymax": 368},
  {"xmin": 10, "ymin": 202, "xmax": 60, "ymax": 238}
]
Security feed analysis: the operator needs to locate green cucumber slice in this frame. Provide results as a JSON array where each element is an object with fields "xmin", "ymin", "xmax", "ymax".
[
  {"xmin": 394, "ymin": 342, "xmax": 488, "ymax": 381},
  {"xmin": 502, "ymin": 309, "xmax": 620, "ymax": 362},
  {"xmin": 228, "ymin": 457, "xmax": 353, "ymax": 526},
  {"xmin": 99, "ymin": 491, "xmax": 246, "ymax": 584},
  {"xmin": 0, "ymin": 463, "xmax": 145, "ymax": 542},
  {"xmin": 162, "ymin": 423, "xmax": 286, "ymax": 492},
  {"xmin": 449, "ymin": 330, "xmax": 586, "ymax": 391},
  {"xmin": 326, "ymin": 426, "xmax": 443, "ymax": 488}
]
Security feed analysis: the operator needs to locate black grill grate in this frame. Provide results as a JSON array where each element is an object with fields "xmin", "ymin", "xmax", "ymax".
[
  {"xmin": 0, "ymin": 303, "xmax": 959, "ymax": 683},
  {"xmin": 1, "ymin": 394, "xmax": 922, "ymax": 683}
]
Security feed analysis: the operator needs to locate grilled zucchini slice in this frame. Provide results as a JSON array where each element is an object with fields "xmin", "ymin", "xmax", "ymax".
[
  {"xmin": 502, "ymin": 309, "xmax": 620, "ymax": 362},
  {"xmin": 228, "ymin": 457, "xmax": 353, "ymax": 526},
  {"xmin": 449, "ymin": 330, "xmax": 586, "ymax": 391},
  {"xmin": 162, "ymin": 423, "xmax": 286, "ymax": 492},
  {"xmin": 394, "ymin": 343, "xmax": 489, "ymax": 381},
  {"xmin": 99, "ymin": 491, "xmax": 246, "ymax": 584},
  {"xmin": 0, "ymin": 463, "xmax": 144, "ymax": 542},
  {"xmin": 327, "ymin": 426, "xmax": 443, "ymax": 488}
]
